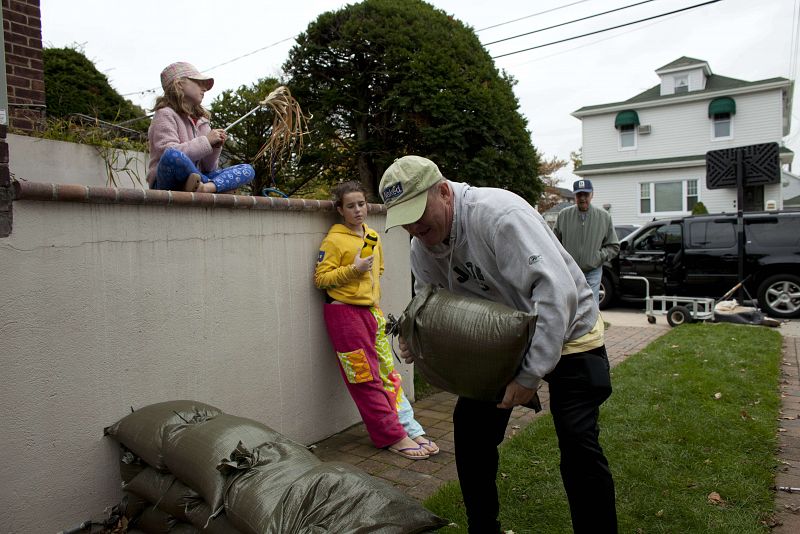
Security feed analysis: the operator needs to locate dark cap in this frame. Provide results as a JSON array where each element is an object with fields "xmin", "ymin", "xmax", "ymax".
[{"xmin": 573, "ymin": 179, "xmax": 593, "ymax": 193}]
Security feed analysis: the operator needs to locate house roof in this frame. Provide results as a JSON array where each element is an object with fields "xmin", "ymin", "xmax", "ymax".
[
  {"xmin": 575, "ymin": 146, "xmax": 794, "ymax": 174},
  {"xmin": 574, "ymin": 74, "xmax": 790, "ymax": 114},
  {"xmin": 785, "ymin": 193, "xmax": 800, "ymax": 207},
  {"xmin": 655, "ymin": 56, "xmax": 710, "ymax": 73}
]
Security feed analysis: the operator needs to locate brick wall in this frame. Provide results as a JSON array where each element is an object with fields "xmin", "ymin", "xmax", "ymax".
[
  {"xmin": 2, "ymin": 0, "xmax": 45, "ymax": 132},
  {"xmin": 0, "ymin": 124, "xmax": 9, "ymax": 236}
]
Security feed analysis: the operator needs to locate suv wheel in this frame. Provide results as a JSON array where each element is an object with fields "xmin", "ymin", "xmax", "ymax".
[
  {"xmin": 757, "ymin": 274, "xmax": 800, "ymax": 319},
  {"xmin": 599, "ymin": 273, "xmax": 614, "ymax": 310}
]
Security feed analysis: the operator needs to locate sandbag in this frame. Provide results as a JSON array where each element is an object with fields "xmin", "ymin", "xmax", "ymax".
[
  {"xmin": 163, "ymin": 414, "xmax": 302, "ymax": 512},
  {"xmin": 220, "ymin": 441, "xmax": 321, "ymax": 534},
  {"xmin": 184, "ymin": 501, "xmax": 241, "ymax": 534},
  {"xmin": 119, "ymin": 447, "xmax": 146, "ymax": 484},
  {"xmin": 105, "ymin": 400, "xmax": 223, "ymax": 470},
  {"xmin": 389, "ymin": 284, "xmax": 538, "ymax": 401},
  {"xmin": 263, "ymin": 462, "xmax": 448, "ymax": 533},
  {"xmin": 130, "ymin": 505, "xmax": 180, "ymax": 533},
  {"xmin": 124, "ymin": 467, "xmax": 201, "ymax": 522},
  {"xmin": 120, "ymin": 491, "xmax": 149, "ymax": 521}
]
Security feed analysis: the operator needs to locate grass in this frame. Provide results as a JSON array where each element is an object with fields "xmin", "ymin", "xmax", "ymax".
[{"xmin": 424, "ymin": 323, "xmax": 783, "ymax": 533}]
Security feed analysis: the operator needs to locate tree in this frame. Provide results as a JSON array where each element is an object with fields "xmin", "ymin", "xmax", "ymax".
[
  {"xmin": 43, "ymin": 47, "xmax": 148, "ymax": 131},
  {"xmin": 536, "ymin": 155, "xmax": 568, "ymax": 213},
  {"xmin": 283, "ymin": 0, "xmax": 540, "ymax": 202},
  {"xmin": 569, "ymin": 147, "xmax": 583, "ymax": 170},
  {"xmin": 691, "ymin": 201, "xmax": 709, "ymax": 215}
]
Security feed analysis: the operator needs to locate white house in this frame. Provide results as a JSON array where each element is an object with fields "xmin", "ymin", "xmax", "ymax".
[{"xmin": 572, "ymin": 57, "xmax": 794, "ymax": 225}]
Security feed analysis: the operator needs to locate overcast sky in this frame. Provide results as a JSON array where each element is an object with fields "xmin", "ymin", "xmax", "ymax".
[{"xmin": 39, "ymin": 0, "xmax": 798, "ymax": 185}]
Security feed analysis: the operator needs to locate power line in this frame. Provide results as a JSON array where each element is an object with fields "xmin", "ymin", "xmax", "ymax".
[
  {"xmin": 492, "ymin": 0, "xmax": 723, "ymax": 60},
  {"xmin": 475, "ymin": 0, "xmax": 593, "ymax": 32},
  {"xmin": 483, "ymin": 0, "xmax": 657, "ymax": 46},
  {"xmin": 120, "ymin": 35, "xmax": 295, "ymax": 98}
]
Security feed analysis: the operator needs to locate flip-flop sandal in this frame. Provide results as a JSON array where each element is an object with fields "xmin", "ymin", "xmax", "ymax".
[
  {"xmin": 387, "ymin": 444, "xmax": 430, "ymax": 460},
  {"xmin": 414, "ymin": 437, "xmax": 440, "ymax": 455},
  {"xmin": 183, "ymin": 173, "xmax": 201, "ymax": 192}
]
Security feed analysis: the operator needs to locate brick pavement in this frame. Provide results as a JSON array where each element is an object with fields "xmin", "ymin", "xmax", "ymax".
[{"xmin": 774, "ymin": 333, "xmax": 800, "ymax": 532}]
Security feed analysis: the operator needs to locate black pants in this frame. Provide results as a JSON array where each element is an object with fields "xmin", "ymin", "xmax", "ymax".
[{"xmin": 453, "ymin": 346, "xmax": 617, "ymax": 534}]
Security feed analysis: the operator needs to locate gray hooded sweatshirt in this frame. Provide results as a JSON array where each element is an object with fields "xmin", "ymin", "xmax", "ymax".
[{"xmin": 410, "ymin": 181, "xmax": 598, "ymax": 391}]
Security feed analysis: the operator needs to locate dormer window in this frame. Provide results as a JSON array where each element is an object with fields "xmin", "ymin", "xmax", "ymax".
[{"xmin": 674, "ymin": 75, "xmax": 689, "ymax": 94}]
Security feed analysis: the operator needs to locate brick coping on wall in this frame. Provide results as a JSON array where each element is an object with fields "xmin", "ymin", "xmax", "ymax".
[{"xmin": 11, "ymin": 181, "xmax": 388, "ymax": 214}]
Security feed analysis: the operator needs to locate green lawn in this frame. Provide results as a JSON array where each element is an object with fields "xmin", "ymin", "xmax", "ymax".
[{"xmin": 425, "ymin": 323, "xmax": 783, "ymax": 533}]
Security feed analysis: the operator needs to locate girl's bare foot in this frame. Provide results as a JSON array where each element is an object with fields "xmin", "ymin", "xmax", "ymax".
[
  {"xmin": 197, "ymin": 181, "xmax": 217, "ymax": 193},
  {"xmin": 413, "ymin": 435, "xmax": 440, "ymax": 455},
  {"xmin": 183, "ymin": 173, "xmax": 201, "ymax": 192},
  {"xmin": 386, "ymin": 435, "xmax": 429, "ymax": 460}
]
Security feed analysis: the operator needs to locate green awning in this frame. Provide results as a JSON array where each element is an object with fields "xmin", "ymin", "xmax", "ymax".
[
  {"xmin": 708, "ymin": 97, "xmax": 736, "ymax": 117},
  {"xmin": 614, "ymin": 110, "xmax": 640, "ymax": 129}
]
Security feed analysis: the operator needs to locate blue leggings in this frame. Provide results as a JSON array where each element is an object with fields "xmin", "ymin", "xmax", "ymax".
[{"xmin": 154, "ymin": 148, "xmax": 255, "ymax": 192}]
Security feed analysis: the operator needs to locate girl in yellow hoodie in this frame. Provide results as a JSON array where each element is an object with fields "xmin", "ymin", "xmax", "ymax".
[{"xmin": 315, "ymin": 181, "xmax": 438, "ymax": 460}]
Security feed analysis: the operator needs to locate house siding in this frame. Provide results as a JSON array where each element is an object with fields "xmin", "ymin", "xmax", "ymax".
[
  {"xmin": 581, "ymin": 88, "xmax": 785, "ymax": 165},
  {"xmin": 590, "ymin": 167, "xmax": 785, "ymax": 226}
]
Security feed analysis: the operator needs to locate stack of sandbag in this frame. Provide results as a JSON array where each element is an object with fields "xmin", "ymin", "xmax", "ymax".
[{"xmin": 105, "ymin": 400, "xmax": 447, "ymax": 533}]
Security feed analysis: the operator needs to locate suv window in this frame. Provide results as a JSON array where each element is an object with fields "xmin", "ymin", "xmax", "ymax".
[
  {"xmin": 632, "ymin": 224, "xmax": 681, "ymax": 251},
  {"xmin": 746, "ymin": 218, "xmax": 800, "ymax": 247},
  {"xmin": 688, "ymin": 220, "xmax": 736, "ymax": 248}
]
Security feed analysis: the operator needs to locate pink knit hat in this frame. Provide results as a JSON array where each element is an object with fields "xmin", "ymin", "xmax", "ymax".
[{"xmin": 160, "ymin": 62, "xmax": 214, "ymax": 91}]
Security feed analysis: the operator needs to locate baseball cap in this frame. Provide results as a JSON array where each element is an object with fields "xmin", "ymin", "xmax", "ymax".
[
  {"xmin": 379, "ymin": 156, "xmax": 444, "ymax": 231},
  {"xmin": 573, "ymin": 179, "xmax": 593, "ymax": 193},
  {"xmin": 160, "ymin": 62, "xmax": 214, "ymax": 91}
]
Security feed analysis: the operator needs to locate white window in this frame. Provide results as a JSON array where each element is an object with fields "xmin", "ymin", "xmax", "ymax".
[
  {"xmin": 712, "ymin": 112, "xmax": 732, "ymax": 139},
  {"xmin": 639, "ymin": 179, "xmax": 699, "ymax": 215},
  {"xmin": 619, "ymin": 124, "xmax": 636, "ymax": 149},
  {"xmin": 674, "ymin": 75, "xmax": 689, "ymax": 94}
]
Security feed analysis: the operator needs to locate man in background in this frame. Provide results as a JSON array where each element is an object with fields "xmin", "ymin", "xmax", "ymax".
[{"xmin": 554, "ymin": 179, "xmax": 619, "ymax": 305}]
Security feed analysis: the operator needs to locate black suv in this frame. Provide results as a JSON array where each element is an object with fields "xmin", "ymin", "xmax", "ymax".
[{"xmin": 599, "ymin": 211, "xmax": 800, "ymax": 318}]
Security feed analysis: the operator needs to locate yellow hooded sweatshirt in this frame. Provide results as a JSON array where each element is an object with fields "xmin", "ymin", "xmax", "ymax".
[{"xmin": 314, "ymin": 223, "xmax": 384, "ymax": 306}]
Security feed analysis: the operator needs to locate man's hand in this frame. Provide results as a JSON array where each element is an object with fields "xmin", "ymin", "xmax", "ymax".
[
  {"xmin": 497, "ymin": 380, "xmax": 536, "ymax": 409},
  {"xmin": 398, "ymin": 337, "xmax": 415, "ymax": 364},
  {"xmin": 353, "ymin": 254, "xmax": 373, "ymax": 273}
]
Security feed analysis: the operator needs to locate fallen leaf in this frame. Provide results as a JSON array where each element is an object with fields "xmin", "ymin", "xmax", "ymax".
[
  {"xmin": 778, "ymin": 428, "xmax": 787, "ymax": 432},
  {"xmin": 708, "ymin": 491, "xmax": 724, "ymax": 505},
  {"xmin": 671, "ymin": 344, "xmax": 679, "ymax": 348},
  {"xmin": 714, "ymin": 392, "xmax": 722, "ymax": 399},
  {"xmin": 500, "ymin": 472, "xmax": 509, "ymax": 479},
  {"xmin": 511, "ymin": 425, "xmax": 520, "ymax": 430},
  {"xmin": 656, "ymin": 509, "xmax": 664, "ymax": 517},
  {"xmin": 704, "ymin": 459, "xmax": 712, "ymax": 464}
]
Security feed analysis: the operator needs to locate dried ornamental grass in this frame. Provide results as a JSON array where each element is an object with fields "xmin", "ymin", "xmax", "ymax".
[{"xmin": 253, "ymin": 86, "xmax": 311, "ymax": 170}]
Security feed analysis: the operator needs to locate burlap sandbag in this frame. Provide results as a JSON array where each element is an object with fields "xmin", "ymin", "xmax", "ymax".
[
  {"xmin": 263, "ymin": 462, "xmax": 448, "ymax": 533},
  {"xmin": 105, "ymin": 400, "xmax": 223, "ymax": 471},
  {"xmin": 163, "ymin": 414, "xmax": 300, "ymax": 512},
  {"xmin": 391, "ymin": 285, "xmax": 538, "ymax": 401},
  {"xmin": 129, "ymin": 505, "xmax": 180, "ymax": 533},
  {"xmin": 219, "ymin": 441, "xmax": 321, "ymax": 534},
  {"xmin": 124, "ymin": 467, "xmax": 201, "ymax": 522}
]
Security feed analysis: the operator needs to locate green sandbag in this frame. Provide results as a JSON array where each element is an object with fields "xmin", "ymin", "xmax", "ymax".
[
  {"xmin": 124, "ymin": 467, "xmax": 201, "ymax": 522},
  {"xmin": 220, "ymin": 441, "xmax": 321, "ymax": 534},
  {"xmin": 263, "ymin": 462, "xmax": 448, "ymax": 533},
  {"xmin": 390, "ymin": 285, "xmax": 538, "ymax": 402},
  {"xmin": 129, "ymin": 505, "xmax": 181, "ymax": 533},
  {"xmin": 105, "ymin": 400, "xmax": 223, "ymax": 471},
  {"xmin": 163, "ymin": 414, "xmax": 303, "ymax": 512},
  {"xmin": 184, "ymin": 501, "xmax": 241, "ymax": 534}
]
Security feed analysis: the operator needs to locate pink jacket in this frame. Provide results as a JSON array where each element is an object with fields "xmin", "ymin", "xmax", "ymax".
[{"xmin": 146, "ymin": 106, "xmax": 223, "ymax": 187}]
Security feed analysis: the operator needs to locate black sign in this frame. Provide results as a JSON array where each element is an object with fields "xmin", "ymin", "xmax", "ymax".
[{"xmin": 706, "ymin": 142, "xmax": 780, "ymax": 189}]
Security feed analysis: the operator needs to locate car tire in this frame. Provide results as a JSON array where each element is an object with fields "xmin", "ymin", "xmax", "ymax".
[
  {"xmin": 666, "ymin": 305, "xmax": 693, "ymax": 327},
  {"xmin": 599, "ymin": 273, "xmax": 614, "ymax": 310},
  {"xmin": 757, "ymin": 274, "xmax": 800, "ymax": 319}
]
